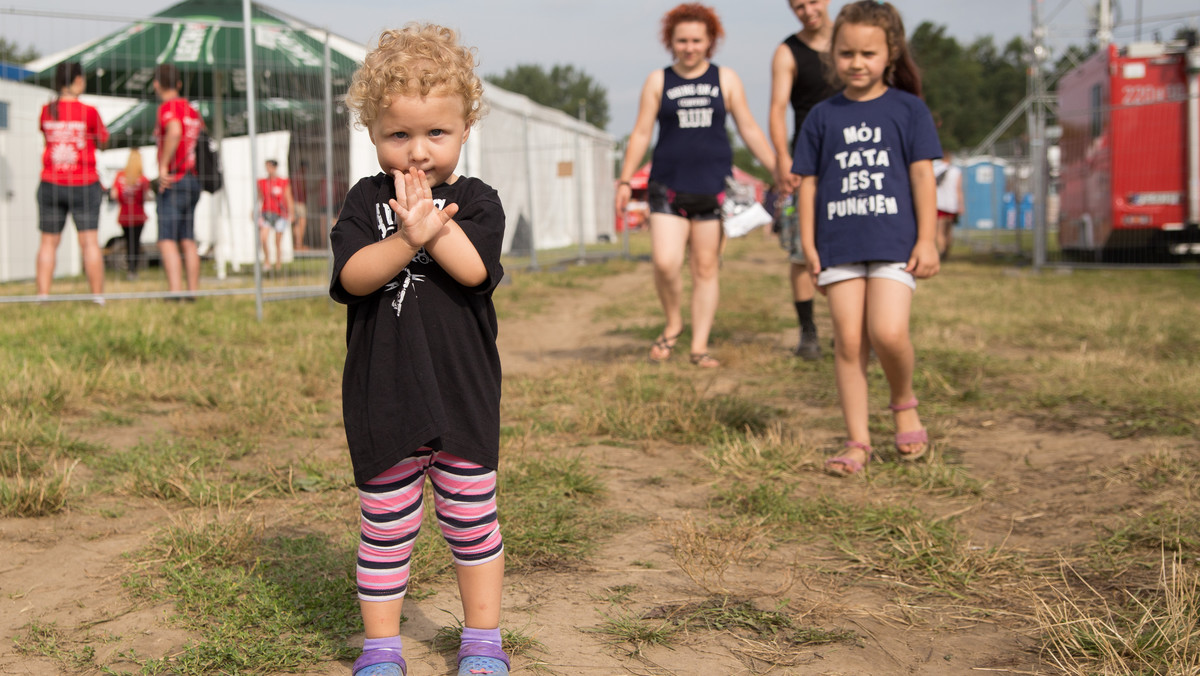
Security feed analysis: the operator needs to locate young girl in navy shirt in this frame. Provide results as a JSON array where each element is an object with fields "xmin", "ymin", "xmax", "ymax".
[{"xmin": 792, "ymin": 0, "xmax": 941, "ymax": 476}]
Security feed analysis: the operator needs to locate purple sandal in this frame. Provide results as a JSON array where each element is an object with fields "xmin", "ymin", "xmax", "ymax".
[
  {"xmin": 889, "ymin": 398, "xmax": 929, "ymax": 461},
  {"xmin": 824, "ymin": 440, "xmax": 872, "ymax": 476},
  {"xmin": 457, "ymin": 642, "xmax": 510, "ymax": 676},
  {"xmin": 352, "ymin": 648, "xmax": 406, "ymax": 676}
]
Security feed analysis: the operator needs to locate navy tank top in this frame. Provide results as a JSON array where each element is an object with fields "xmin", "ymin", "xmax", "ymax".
[{"xmin": 649, "ymin": 64, "xmax": 731, "ymax": 195}]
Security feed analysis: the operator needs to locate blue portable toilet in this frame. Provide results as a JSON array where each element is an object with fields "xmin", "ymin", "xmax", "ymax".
[
  {"xmin": 1018, "ymin": 193, "xmax": 1034, "ymax": 230},
  {"xmin": 962, "ymin": 157, "xmax": 1008, "ymax": 230},
  {"xmin": 1003, "ymin": 192, "xmax": 1018, "ymax": 230}
]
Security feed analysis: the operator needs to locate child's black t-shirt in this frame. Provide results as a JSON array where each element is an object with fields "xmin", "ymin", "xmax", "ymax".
[{"xmin": 330, "ymin": 173, "xmax": 505, "ymax": 485}]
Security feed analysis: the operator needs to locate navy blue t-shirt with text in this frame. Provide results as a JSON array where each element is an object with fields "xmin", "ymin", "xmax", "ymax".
[{"xmin": 792, "ymin": 88, "xmax": 941, "ymax": 268}]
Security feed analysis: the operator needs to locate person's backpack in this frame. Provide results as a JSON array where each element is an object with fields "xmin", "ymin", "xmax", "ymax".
[{"xmin": 195, "ymin": 129, "xmax": 223, "ymax": 193}]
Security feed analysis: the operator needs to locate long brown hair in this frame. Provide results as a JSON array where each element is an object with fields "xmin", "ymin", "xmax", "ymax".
[{"xmin": 829, "ymin": 0, "xmax": 922, "ymax": 97}]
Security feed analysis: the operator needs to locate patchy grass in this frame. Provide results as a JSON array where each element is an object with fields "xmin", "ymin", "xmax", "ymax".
[
  {"xmin": 594, "ymin": 597, "xmax": 854, "ymax": 659},
  {"xmin": 1036, "ymin": 555, "xmax": 1200, "ymax": 674},
  {"xmin": 0, "ymin": 459, "xmax": 76, "ymax": 517},
  {"xmin": 126, "ymin": 514, "xmax": 361, "ymax": 675},
  {"xmin": 5, "ymin": 236, "xmax": 1200, "ymax": 673}
]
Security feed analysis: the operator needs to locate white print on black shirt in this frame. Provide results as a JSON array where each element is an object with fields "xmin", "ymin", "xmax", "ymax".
[
  {"xmin": 376, "ymin": 196, "xmax": 449, "ymax": 316},
  {"xmin": 390, "ymin": 269, "xmax": 426, "ymax": 316},
  {"xmin": 827, "ymin": 123, "xmax": 899, "ymax": 220},
  {"xmin": 666, "ymin": 82, "xmax": 719, "ymax": 129}
]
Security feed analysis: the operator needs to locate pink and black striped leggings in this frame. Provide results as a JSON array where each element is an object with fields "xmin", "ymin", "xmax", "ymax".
[{"xmin": 356, "ymin": 448, "xmax": 503, "ymax": 602}]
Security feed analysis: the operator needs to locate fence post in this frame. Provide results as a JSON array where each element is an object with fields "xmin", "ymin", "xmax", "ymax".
[
  {"xmin": 243, "ymin": 0, "xmax": 263, "ymax": 321},
  {"xmin": 323, "ymin": 31, "xmax": 335, "ymax": 290},
  {"xmin": 522, "ymin": 111, "xmax": 538, "ymax": 270}
]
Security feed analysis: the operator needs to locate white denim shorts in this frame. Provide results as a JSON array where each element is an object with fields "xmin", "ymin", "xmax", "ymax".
[{"xmin": 818, "ymin": 261, "xmax": 916, "ymax": 291}]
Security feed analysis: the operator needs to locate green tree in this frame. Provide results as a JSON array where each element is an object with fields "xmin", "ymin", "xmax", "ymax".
[
  {"xmin": 909, "ymin": 22, "xmax": 1027, "ymax": 150},
  {"xmin": 486, "ymin": 64, "xmax": 610, "ymax": 130},
  {"xmin": 0, "ymin": 37, "xmax": 39, "ymax": 64}
]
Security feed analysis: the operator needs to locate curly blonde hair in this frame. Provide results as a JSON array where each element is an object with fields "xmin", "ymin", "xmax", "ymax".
[{"xmin": 345, "ymin": 23, "xmax": 485, "ymax": 129}]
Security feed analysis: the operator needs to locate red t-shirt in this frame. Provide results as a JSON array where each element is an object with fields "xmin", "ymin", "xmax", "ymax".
[
  {"xmin": 156, "ymin": 98, "xmax": 202, "ymax": 180},
  {"xmin": 40, "ymin": 100, "xmax": 109, "ymax": 186},
  {"xmin": 114, "ymin": 171, "xmax": 152, "ymax": 226},
  {"xmin": 258, "ymin": 176, "xmax": 291, "ymax": 217}
]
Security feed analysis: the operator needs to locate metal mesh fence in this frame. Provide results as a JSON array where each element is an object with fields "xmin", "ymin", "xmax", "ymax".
[
  {"xmin": 1, "ymin": 5, "xmax": 627, "ymax": 311},
  {"xmin": 958, "ymin": 39, "xmax": 1200, "ymax": 270},
  {"xmin": 1, "ymin": 6, "xmax": 351, "ymax": 308}
]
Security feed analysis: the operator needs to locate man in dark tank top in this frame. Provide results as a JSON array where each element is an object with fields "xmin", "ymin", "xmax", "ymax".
[{"xmin": 769, "ymin": 0, "xmax": 836, "ymax": 360}]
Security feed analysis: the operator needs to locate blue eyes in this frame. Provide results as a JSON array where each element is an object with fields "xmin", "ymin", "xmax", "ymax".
[{"xmin": 390, "ymin": 130, "xmax": 445, "ymax": 140}]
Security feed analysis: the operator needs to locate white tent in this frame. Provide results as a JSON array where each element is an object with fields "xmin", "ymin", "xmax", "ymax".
[{"xmin": 1, "ymin": 24, "xmax": 616, "ymax": 285}]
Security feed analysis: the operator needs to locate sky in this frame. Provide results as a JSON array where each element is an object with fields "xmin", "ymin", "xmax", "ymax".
[{"xmin": 4, "ymin": 0, "xmax": 1200, "ymax": 135}]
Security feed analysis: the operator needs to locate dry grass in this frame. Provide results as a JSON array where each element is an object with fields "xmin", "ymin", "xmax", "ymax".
[
  {"xmin": 0, "ymin": 458, "xmax": 76, "ymax": 517},
  {"xmin": 659, "ymin": 516, "xmax": 794, "ymax": 597},
  {"xmin": 1036, "ymin": 554, "xmax": 1200, "ymax": 674},
  {"xmin": 5, "ymin": 236, "xmax": 1200, "ymax": 673}
]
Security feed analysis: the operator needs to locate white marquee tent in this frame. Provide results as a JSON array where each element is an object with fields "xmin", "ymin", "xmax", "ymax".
[{"xmin": 1, "ymin": 24, "xmax": 616, "ymax": 285}]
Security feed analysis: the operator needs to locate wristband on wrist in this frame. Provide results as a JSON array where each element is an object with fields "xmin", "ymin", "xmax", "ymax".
[{"xmin": 618, "ymin": 180, "xmax": 631, "ymax": 187}]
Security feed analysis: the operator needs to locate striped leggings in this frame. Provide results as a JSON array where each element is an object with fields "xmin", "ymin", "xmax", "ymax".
[{"xmin": 357, "ymin": 448, "xmax": 503, "ymax": 602}]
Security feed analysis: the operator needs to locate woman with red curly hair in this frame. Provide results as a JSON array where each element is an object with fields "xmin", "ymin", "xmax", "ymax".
[{"xmin": 615, "ymin": 3, "xmax": 775, "ymax": 368}]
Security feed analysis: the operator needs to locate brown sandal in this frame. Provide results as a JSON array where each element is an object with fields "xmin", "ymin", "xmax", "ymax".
[
  {"xmin": 649, "ymin": 331, "xmax": 682, "ymax": 363},
  {"xmin": 689, "ymin": 352, "xmax": 720, "ymax": 368}
]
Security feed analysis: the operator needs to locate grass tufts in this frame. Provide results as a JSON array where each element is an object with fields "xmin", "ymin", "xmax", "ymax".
[
  {"xmin": 499, "ymin": 455, "xmax": 616, "ymax": 569},
  {"xmin": 660, "ymin": 516, "xmax": 786, "ymax": 596},
  {"xmin": 129, "ymin": 513, "xmax": 360, "ymax": 674},
  {"xmin": 1036, "ymin": 554, "xmax": 1200, "ymax": 673},
  {"xmin": 0, "ymin": 459, "xmax": 76, "ymax": 517}
]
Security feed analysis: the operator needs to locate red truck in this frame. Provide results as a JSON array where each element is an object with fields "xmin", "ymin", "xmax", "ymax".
[{"xmin": 1057, "ymin": 38, "xmax": 1200, "ymax": 261}]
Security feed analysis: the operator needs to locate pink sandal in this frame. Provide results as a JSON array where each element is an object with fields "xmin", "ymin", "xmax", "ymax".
[
  {"xmin": 889, "ymin": 398, "xmax": 928, "ymax": 461},
  {"xmin": 824, "ymin": 440, "xmax": 872, "ymax": 476}
]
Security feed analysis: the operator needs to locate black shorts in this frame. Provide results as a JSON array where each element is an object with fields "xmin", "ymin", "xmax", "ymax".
[
  {"xmin": 647, "ymin": 181, "xmax": 723, "ymax": 221},
  {"xmin": 37, "ymin": 181, "xmax": 104, "ymax": 234}
]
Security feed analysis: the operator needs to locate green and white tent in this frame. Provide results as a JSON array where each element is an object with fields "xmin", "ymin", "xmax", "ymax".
[{"xmin": 29, "ymin": 0, "xmax": 357, "ymax": 104}]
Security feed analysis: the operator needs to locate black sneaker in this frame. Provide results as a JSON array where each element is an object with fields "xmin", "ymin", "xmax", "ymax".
[{"xmin": 794, "ymin": 330, "xmax": 821, "ymax": 361}]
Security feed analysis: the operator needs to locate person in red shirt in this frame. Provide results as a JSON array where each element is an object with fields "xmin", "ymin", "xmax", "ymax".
[
  {"xmin": 110, "ymin": 149, "xmax": 153, "ymax": 280},
  {"xmin": 153, "ymin": 63, "xmax": 203, "ymax": 298},
  {"xmin": 36, "ymin": 61, "xmax": 109, "ymax": 303},
  {"xmin": 256, "ymin": 159, "xmax": 294, "ymax": 272}
]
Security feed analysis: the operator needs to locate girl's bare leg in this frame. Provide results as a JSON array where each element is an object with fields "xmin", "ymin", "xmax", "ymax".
[
  {"xmin": 455, "ymin": 554, "xmax": 505, "ymax": 629},
  {"xmin": 865, "ymin": 278, "xmax": 923, "ymax": 447},
  {"xmin": 826, "ymin": 278, "xmax": 872, "ymax": 462}
]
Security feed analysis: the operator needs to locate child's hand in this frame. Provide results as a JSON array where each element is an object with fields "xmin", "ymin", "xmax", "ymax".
[
  {"xmin": 805, "ymin": 249, "xmax": 828, "ymax": 296},
  {"xmin": 906, "ymin": 240, "xmax": 940, "ymax": 279},
  {"xmin": 388, "ymin": 168, "xmax": 460, "ymax": 248}
]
